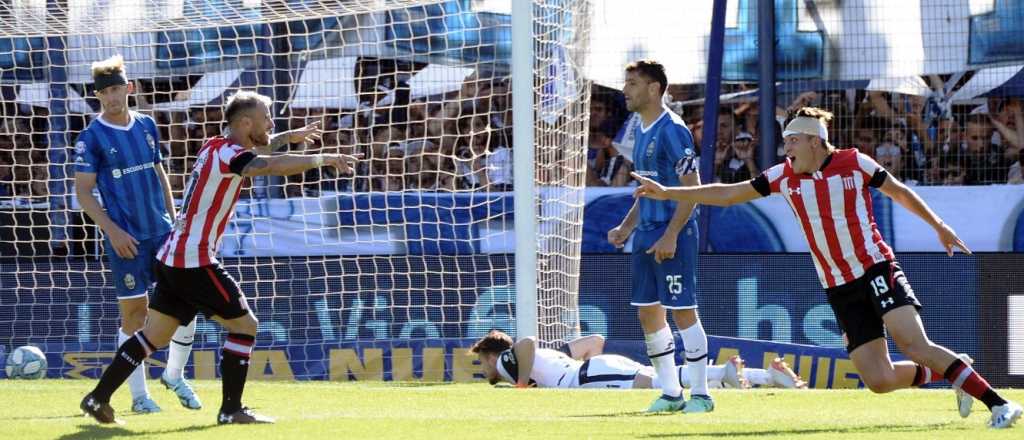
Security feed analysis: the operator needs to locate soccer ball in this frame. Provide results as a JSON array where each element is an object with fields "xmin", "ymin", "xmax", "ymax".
[{"xmin": 5, "ymin": 345, "xmax": 48, "ymax": 379}]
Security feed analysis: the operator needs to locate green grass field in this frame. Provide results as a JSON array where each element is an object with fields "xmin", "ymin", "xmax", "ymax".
[{"xmin": 1, "ymin": 380, "xmax": 1021, "ymax": 439}]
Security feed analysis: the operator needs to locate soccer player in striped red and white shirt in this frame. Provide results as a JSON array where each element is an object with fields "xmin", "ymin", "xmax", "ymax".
[
  {"xmin": 631, "ymin": 107, "xmax": 1021, "ymax": 429},
  {"xmin": 81, "ymin": 91, "xmax": 358, "ymax": 426}
]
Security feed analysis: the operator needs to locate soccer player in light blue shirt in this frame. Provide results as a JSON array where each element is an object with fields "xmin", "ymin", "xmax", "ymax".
[
  {"xmin": 607, "ymin": 60, "xmax": 713, "ymax": 413},
  {"xmin": 74, "ymin": 55, "xmax": 201, "ymax": 413}
]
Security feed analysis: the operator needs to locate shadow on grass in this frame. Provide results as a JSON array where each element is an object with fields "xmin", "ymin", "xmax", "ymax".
[
  {"xmin": 58, "ymin": 422, "xmax": 217, "ymax": 440},
  {"xmin": 2, "ymin": 412, "xmax": 86, "ymax": 422},
  {"xmin": 567, "ymin": 410, "xmax": 651, "ymax": 418},
  {"xmin": 639, "ymin": 422, "xmax": 968, "ymax": 438},
  {"xmin": 380, "ymin": 382, "xmax": 459, "ymax": 388}
]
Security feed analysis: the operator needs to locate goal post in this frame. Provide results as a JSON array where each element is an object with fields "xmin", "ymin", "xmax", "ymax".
[{"xmin": 0, "ymin": 0, "xmax": 591, "ymax": 380}]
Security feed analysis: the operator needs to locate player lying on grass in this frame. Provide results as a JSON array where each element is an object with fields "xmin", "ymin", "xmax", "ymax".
[
  {"xmin": 629, "ymin": 106, "xmax": 1021, "ymax": 429},
  {"xmin": 557, "ymin": 334, "xmax": 807, "ymax": 389},
  {"xmin": 470, "ymin": 331, "xmax": 807, "ymax": 391}
]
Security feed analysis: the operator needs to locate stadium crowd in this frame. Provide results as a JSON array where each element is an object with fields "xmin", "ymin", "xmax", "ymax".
[
  {"xmin": 588, "ymin": 84, "xmax": 1024, "ymax": 187},
  {"xmin": 1, "ymin": 74, "xmax": 1023, "ymax": 209}
]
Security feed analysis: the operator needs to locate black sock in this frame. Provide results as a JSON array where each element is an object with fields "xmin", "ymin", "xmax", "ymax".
[
  {"xmin": 92, "ymin": 333, "xmax": 153, "ymax": 403},
  {"xmin": 220, "ymin": 333, "xmax": 255, "ymax": 414}
]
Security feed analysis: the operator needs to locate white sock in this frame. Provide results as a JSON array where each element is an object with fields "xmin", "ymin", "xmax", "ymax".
[
  {"xmin": 672, "ymin": 365, "xmax": 691, "ymax": 388},
  {"xmin": 645, "ymin": 327, "xmax": 682, "ymax": 398},
  {"xmin": 744, "ymin": 368, "xmax": 772, "ymax": 386},
  {"xmin": 120, "ymin": 329, "xmax": 148, "ymax": 400},
  {"xmin": 706, "ymin": 364, "xmax": 725, "ymax": 383},
  {"xmin": 164, "ymin": 318, "xmax": 196, "ymax": 380},
  {"xmin": 678, "ymin": 320, "xmax": 709, "ymax": 397}
]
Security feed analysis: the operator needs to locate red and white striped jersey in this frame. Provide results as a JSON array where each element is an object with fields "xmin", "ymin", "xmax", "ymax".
[
  {"xmin": 751, "ymin": 149, "xmax": 895, "ymax": 288},
  {"xmin": 157, "ymin": 137, "xmax": 256, "ymax": 268}
]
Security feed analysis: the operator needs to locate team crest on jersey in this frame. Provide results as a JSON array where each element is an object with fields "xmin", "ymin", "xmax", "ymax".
[
  {"xmin": 146, "ymin": 133, "xmax": 156, "ymax": 152},
  {"xmin": 123, "ymin": 274, "xmax": 136, "ymax": 290},
  {"xmin": 645, "ymin": 141, "xmax": 656, "ymax": 159},
  {"xmin": 74, "ymin": 141, "xmax": 86, "ymax": 154}
]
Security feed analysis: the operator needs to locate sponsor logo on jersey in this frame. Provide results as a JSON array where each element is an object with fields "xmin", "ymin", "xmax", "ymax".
[
  {"xmin": 111, "ymin": 161, "xmax": 155, "ymax": 179},
  {"xmin": 843, "ymin": 175, "xmax": 856, "ymax": 190}
]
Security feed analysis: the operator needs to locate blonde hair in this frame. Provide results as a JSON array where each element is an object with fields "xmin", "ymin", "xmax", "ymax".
[
  {"xmin": 90, "ymin": 55, "xmax": 125, "ymax": 79},
  {"xmin": 224, "ymin": 91, "xmax": 273, "ymax": 124},
  {"xmin": 793, "ymin": 106, "xmax": 834, "ymax": 123}
]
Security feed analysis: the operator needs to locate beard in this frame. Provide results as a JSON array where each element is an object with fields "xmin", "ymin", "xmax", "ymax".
[{"xmin": 251, "ymin": 131, "xmax": 270, "ymax": 146}]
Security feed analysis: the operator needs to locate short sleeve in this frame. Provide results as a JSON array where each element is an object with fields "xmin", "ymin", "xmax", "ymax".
[
  {"xmin": 228, "ymin": 151, "xmax": 257, "ymax": 176},
  {"xmin": 73, "ymin": 132, "xmax": 100, "ymax": 174},
  {"xmin": 751, "ymin": 163, "xmax": 786, "ymax": 197},
  {"xmin": 663, "ymin": 122, "xmax": 699, "ymax": 176},
  {"xmin": 856, "ymin": 152, "xmax": 889, "ymax": 187},
  {"xmin": 217, "ymin": 144, "xmax": 244, "ymax": 166},
  {"xmin": 142, "ymin": 116, "xmax": 163, "ymax": 163}
]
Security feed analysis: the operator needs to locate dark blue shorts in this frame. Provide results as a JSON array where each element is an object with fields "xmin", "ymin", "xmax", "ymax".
[
  {"xmin": 104, "ymin": 232, "xmax": 169, "ymax": 300},
  {"xmin": 630, "ymin": 221, "xmax": 699, "ymax": 309}
]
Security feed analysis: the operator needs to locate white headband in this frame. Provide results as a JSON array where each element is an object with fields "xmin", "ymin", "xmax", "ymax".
[{"xmin": 782, "ymin": 116, "xmax": 828, "ymax": 143}]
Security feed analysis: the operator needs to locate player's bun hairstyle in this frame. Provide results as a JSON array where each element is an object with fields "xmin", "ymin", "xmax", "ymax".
[
  {"xmin": 469, "ymin": 329, "xmax": 513, "ymax": 355},
  {"xmin": 224, "ymin": 91, "xmax": 273, "ymax": 124},
  {"xmin": 792, "ymin": 106, "xmax": 834, "ymax": 124},
  {"xmin": 625, "ymin": 59, "xmax": 668, "ymax": 95},
  {"xmin": 90, "ymin": 54, "xmax": 125, "ymax": 78}
]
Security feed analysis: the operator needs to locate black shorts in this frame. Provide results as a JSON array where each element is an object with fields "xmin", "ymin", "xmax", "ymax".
[
  {"xmin": 150, "ymin": 263, "xmax": 250, "ymax": 325},
  {"xmin": 826, "ymin": 260, "xmax": 922, "ymax": 353}
]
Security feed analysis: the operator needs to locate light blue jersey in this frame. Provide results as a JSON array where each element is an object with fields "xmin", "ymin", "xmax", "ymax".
[
  {"xmin": 631, "ymin": 108, "xmax": 699, "ymax": 231},
  {"xmin": 74, "ymin": 111, "xmax": 171, "ymax": 240}
]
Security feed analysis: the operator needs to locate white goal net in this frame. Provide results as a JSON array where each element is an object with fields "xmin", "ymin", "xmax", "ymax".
[{"xmin": 0, "ymin": 0, "xmax": 590, "ymax": 381}]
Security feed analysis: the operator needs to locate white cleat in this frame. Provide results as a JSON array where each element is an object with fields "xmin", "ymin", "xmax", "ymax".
[
  {"xmin": 988, "ymin": 401, "xmax": 1022, "ymax": 429},
  {"xmin": 722, "ymin": 355, "xmax": 748, "ymax": 389},
  {"xmin": 954, "ymin": 354, "xmax": 974, "ymax": 418},
  {"xmin": 769, "ymin": 358, "xmax": 808, "ymax": 389}
]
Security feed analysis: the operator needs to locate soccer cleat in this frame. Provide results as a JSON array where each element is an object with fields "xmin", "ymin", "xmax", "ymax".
[
  {"xmin": 769, "ymin": 357, "xmax": 808, "ymax": 389},
  {"xmin": 80, "ymin": 394, "xmax": 121, "ymax": 425},
  {"xmin": 218, "ymin": 407, "xmax": 276, "ymax": 425},
  {"xmin": 954, "ymin": 354, "xmax": 974, "ymax": 418},
  {"xmin": 988, "ymin": 401, "xmax": 1022, "ymax": 429},
  {"xmin": 722, "ymin": 355, "xmax": 748, "ymax": 389},
  {"xmin": 161, "ymin": 374, "xmax": 202, "ymax": 410},
  {"xmin": 646, "ymin": 394, "xmax": 685, "ymax": 413},
  {"xmin": 131, "ymin": 395, "xmax": 162, "ymax": 414},
  {"xmin": 683, "ymin": 394, "xmax": 715, "ymax": 414}
]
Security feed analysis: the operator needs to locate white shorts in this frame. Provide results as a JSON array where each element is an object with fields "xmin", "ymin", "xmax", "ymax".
[{"xmin": 569, "ymin": 355, "xmax": 651, "ymax": 389}]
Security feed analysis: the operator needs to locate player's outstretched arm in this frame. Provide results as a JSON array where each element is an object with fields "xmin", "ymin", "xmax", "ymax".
[
  {"xmin": 512, "ymin": 337, "xmax": 537, "ymax": 388},
  {"xmin": 256, "ymin": 120, "xmax": 324, "ymax": 155},
  {"xmin": 630, "ymin": 172, "xmax": 761, "ymax": 207},
  {"xmin": 240, "ymin": 153, "xmax": 360, "ymax": 177},
  {"xmin": 878, "ymin": 176, "xmax": 971, "ymax": 256}
]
